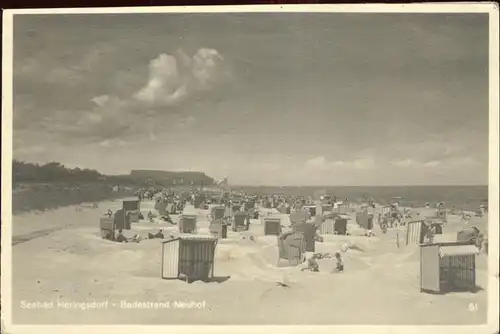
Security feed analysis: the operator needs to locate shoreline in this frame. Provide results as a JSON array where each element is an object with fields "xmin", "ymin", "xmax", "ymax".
[
  {"xmin": 12, "ymin": 182, "xmax": 135, "ymax": 215},
  {"xmin": 11, "ymin": 183, "xmax": 488, "ymax": 215}
]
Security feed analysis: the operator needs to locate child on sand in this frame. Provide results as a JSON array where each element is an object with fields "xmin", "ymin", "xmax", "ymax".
[
  {"xmin": 156, "ymin": 229, "xmax": 164, "ymax": 239},
  {"xmin": 301, "ymin": 254, "xmax": 319, "ymax": 272},
  {"xmin": 335, "ymin": 252, "xmax": 344, "ymax": 272},
  {"xmin": 115, "ymin": 229, "xmax": 128, "ymax": 243}
]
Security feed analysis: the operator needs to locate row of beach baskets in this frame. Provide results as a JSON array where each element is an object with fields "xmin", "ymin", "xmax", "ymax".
[
  {"xmin": 401, "ymin": 220, "xmax": 483, "ymax": 294},
  {"xmin": 159, "ymin": 229, "xmax": 483, "ymax": 293},
  {"xmin": 160, "ymin": 229, "xmax": 313, "ymax": 282},
  {"xmin": 154, "ymin": 201, "xmax": 484, "ymax": 293}
]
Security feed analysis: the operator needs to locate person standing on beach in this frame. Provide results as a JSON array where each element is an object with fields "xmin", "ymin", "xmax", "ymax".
[
  {"xmin": 245, "ymin": 211, "xmax": 251, "ymax": 230},
  {"xmin": 125, "ymin": 211, "xmax": 132, "ymax": 229},
  {"xmin": 426, "ymin": 225, "xmax": 436, "ymax": 243},
  {"xmin": 335, "ymin": 252, "xmax": 344, "ymax": 272}
]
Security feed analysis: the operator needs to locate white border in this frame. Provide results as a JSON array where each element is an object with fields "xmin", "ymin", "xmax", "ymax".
[{"xmin": 2, "ymin": 4, "xmax": 499, "ymax": 334}]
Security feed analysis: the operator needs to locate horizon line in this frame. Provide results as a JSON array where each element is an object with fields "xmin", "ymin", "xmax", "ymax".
[
  {"xmin": 226, "ymin": 184, "xmax": 489, "ymax": 188},
  {"xmin": 11, "ymin": 160, "xmax": 489, "ymax": 188}
]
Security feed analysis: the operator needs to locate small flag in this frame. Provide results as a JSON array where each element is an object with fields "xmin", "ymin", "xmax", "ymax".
[{"xmin": 215, "ymin": 176, "xmax": 228, "ymax": 187}]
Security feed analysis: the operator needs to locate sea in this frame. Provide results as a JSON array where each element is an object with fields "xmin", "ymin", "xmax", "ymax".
[{"xmin": 229, "ymin": 185, "xmax": 488, "ymax": 211}]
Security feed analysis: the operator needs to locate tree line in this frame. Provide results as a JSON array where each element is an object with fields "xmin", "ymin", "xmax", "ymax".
[
  {"xmin": 12, "ymin": 160, "xmax": 214, "ymax": 187},
  {"xmin": 13, "ymin": 160, "xmax": 108, "ymax": 184}
]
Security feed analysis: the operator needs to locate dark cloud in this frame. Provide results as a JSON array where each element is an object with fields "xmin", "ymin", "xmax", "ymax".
[
  {"xmin": 11, "ymin": 12, "xmax": 489, "ymax": 184},
  {"xmin": 14, "ymin": 44, "xmax": 233, "ymax": 144}
]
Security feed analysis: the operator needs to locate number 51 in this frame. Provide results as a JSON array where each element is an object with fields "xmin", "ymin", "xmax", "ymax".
[{"xmin": 468, "ymin": 303, "xmax": 479, "ymax": 312}]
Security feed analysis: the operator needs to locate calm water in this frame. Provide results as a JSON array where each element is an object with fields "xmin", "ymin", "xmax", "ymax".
[{"xmin": 230, "ymin": 185, "xmax": 488, "ymax": 210}]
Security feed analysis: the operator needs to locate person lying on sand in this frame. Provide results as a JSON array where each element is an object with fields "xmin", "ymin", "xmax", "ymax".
[
  {"xmin": 159, "ymin": 212, "xmax": 174, "ymax": 224},
  {"xmin": 148, "ymin": 229, "xmax": 164, "ymax": 239},
  {"xmin": 365, "ymin": 230, "xmax": 375, "ymax": 237},
  {"xmin": 314, "ymin": 252, "xmax": 332, "ymax": 259},
  {"xmin": 129, "ymin": 234, "xmax": 142, "ymax": 243}
]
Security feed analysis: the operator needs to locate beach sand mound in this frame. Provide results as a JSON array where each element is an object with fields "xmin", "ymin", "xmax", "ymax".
[
  {"xmin": 11, "ymin": 199, "xmax": 489, "ymax": 325},
  {"xmin": 216, "ymin": 238, "xmax": 296, "ymax": 282}
]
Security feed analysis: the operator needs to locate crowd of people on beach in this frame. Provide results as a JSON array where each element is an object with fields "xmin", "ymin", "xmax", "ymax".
[{"xmin": 98, "ymin": 184, "xmax": 487, "ymax": 274}]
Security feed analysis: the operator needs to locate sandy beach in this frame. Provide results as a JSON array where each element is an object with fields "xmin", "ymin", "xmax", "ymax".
[
  {"xmin": 11, "ymin": 199, "xmax": 488, "ymax": 325},
  {"xmin": 5, "ymin": 6, "xmax": 498, "ymax": 331}
]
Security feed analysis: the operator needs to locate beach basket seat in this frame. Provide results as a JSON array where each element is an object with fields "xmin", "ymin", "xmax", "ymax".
[
  {"xmin": 457, "ymin": 227, "xmax": 480, "ymax": 244},
  {"xmin": 111, "ymin": 209, "xmax": 130, "ymax": 230},
  {"xmin": 232, "ymin": 212, "xmax": 248, "ymax": 232},
  {"xmin": 122, "ymin": 197, "xmax": 141, "ymax": 223},
  {"xmin": 292, "ymin": 223, "xmax": 317, "ymax": 252},
  {"xmin": 211, "ymin": 206, "xmax": 226, "ymax": 220},
  {"xmin": 264, "ymin": 217, "xmax": 282, "ymax": 236},
  {"xmin": 209, "ymin": 219, "xmax": 228, "ymax": 239},
  {"xmin": 277, "ymin": 232, "xmax": 306, "ymax": 266},
  {"xmin": 155, "ymin": 199, "xmax": 168, "ymax": 216},
  {"xmin": 99, "ymin": 216, "xmax": 115, "ymax": 241},
  {"xmin": 245, "ymin": 201, "xmax": 255, "ymax": 211},
  {"xmin": 179, "ymin": 214, "xmax": 197, "ymax": 234},
  {"xmin": 161, "ymin": 235, "xmax": 218, "ymax": 282}
]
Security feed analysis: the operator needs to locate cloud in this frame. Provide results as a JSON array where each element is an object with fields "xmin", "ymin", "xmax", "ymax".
[
  {"xmin": 99, "ymin": 139, "xmax": 126, "ymax": 148},
  {"xmin": 427, "ymin": 156, "xmax": 479, "ymax": 168},
  {"xmin": 391, "ymin": 156, "xmax": 479, "ymax": 169},
  {"xmin": 305, "ymin": 156, "xmax": 332, "ymax": 172},
  {"xmin": 305, "ymin": 155, "xmax": 376, "ymax": 172},
  {"xmin": 423, "ymin": 160, "xmax": 442, "ymax": 167},
  {"xmin": 451, "ymin": 157, "xmax": 479, "ymax": 166},
  {"xmin": 134, "ymin": 54, "xmax": 187, "ymax": 106},
  {"xmin": 192, "ymin": 48, "xmax": 225, "ymax": 90},
  {"xmin": 77, "ymin": 96, "xmax": 136, "ymax": 138},
  {"xmin": 17, "ymin": 58, "xmax": 41, "ymax": 77},
  {"xmin": 18, "ymin": 45, "xmax": 114, "ymax": 88},
  {"xmin": 308, "ymin": 152, "xmax": 481, "ymax": 174},
  {"xmin": 352, "ymin": 157, "xmax": 376, "ymax": 170},
  {"xmin": 149, "ymin": 132, "xmax": 158, "ymax": 142},
  {"xmin": 65, "ymin": 47, "xmax": 230, "ymax": 143},
  {"xmin": 91, "ymin": 95, "xmax": 111, "ymax": 107},
  {"xmin": 176, "ymin": 116, "xmax": 197, "ymax": 130},
  {"xmin": 248, "ymin": 162, "xmax": 281, "ymax": 172},
  {"xmin": 133, "ymin": 48, "xmax": 227, "ymax": 107},
  {"xmin": 46, "ymin": 67, "xmax": 84, "ymax": 86},
  {"xmin": 14, "ymin": 45, "xmax": 231, "ymax": 148},
  {"xmin": 383, "ymin": 139, "xmax": 486, "ymax": 167},
  {"xmin": 392, "ymin": 159, "xmax": 417, "ymax": 167}
]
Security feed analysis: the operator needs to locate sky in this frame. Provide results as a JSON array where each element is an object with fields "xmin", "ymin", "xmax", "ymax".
[{"xmin": 12, "ymin": 12, "xmax": 490, "ymax": 186}]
